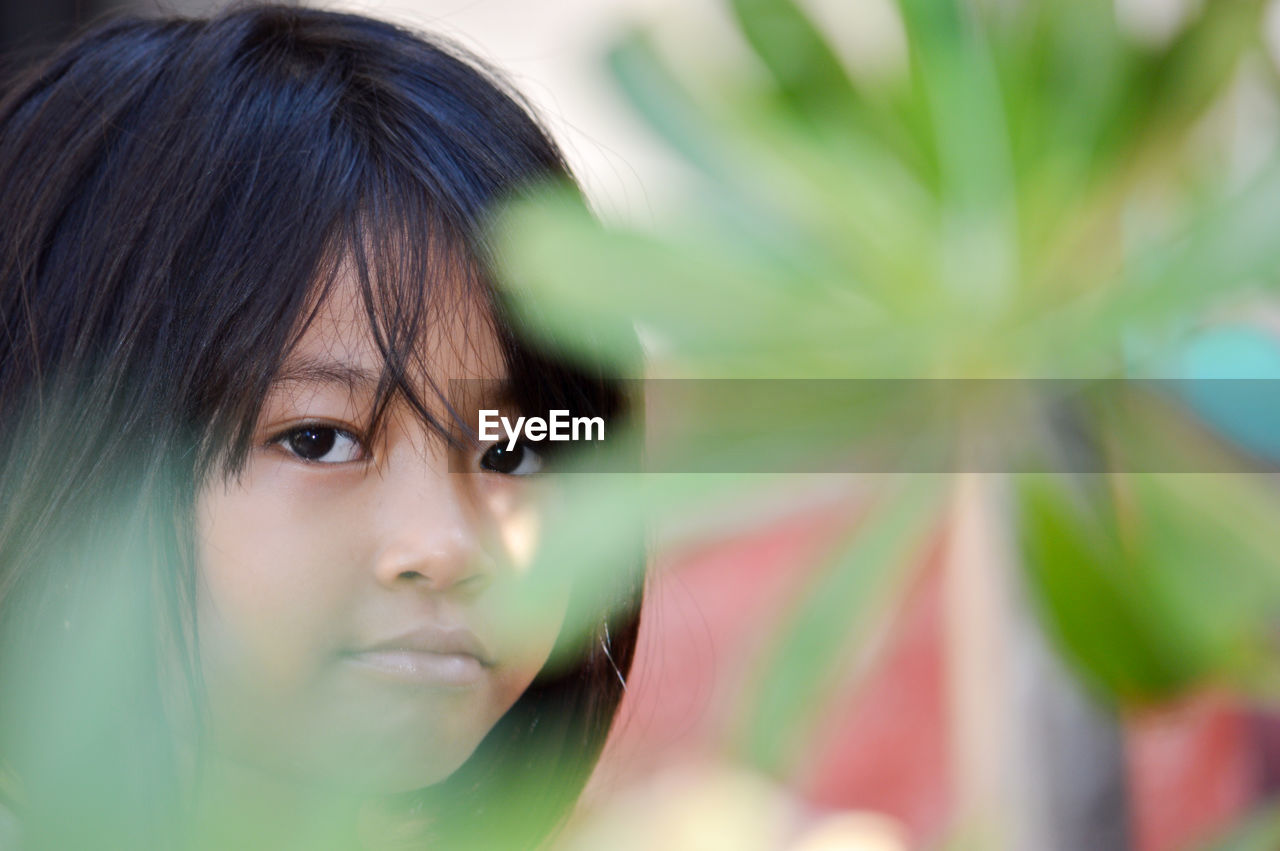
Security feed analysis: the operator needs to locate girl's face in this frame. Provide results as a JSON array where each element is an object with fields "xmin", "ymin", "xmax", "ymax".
[{"xmin": 194, "ymin": 269, "xmax": 568, "ymax": 795}]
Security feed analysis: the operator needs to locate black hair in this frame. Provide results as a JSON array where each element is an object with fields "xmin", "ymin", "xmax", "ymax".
[{"xmin": 0, "ymin": 5, "xmax": 641, "ymax": 848}]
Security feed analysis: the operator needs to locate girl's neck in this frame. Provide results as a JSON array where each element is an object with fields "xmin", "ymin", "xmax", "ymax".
[{"xmin": 186, "ymin": 751, "xmax": 373, "ymax": 851}]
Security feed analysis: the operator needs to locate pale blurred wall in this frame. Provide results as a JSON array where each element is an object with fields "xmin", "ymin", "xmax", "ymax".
[
  {"xmin": 305, "ymin": 0, "xmax": 912, "ymax": 224},
  {"xmin": 10, "ymin": 0, "xmax": 1268, "ymax": 219},
  {"xmin": 30, "ymin": 0, "xmax": 919, "ymax": 223},
  {"xmin": 0, "ymin": 0, "xmax": 686, "ymax": 221},
  {"xmin": 314, "ymin": 0, "xmax": 704, "ymax": 224},
  {"xmin": 162, "ymin": 0, "xmax": 705, "ymax": 223}
]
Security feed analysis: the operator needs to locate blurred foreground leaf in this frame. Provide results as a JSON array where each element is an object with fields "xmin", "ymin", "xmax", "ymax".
[
  {"xmin": 1200, "ymin": 801, "xmax": 1280, "ymax": 851},
  {"xmin": 735, "ymin": 477, "xmax": 942, "ymax": 773},
  {"xmin": 1018, "ymin": 471, "xmax": 1280, "ymax": 703},
  {"xmin": 496, "ymin": 0, "xmax": 1280, "ymax": 725}
]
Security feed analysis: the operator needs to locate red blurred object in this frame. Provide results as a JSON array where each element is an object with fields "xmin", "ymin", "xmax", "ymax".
[
  {"xmin": 593, "ymin": 504, "xmax": 1264, "ymax": 849},
  {"xmin": 1127, "ymin": 695, "xmax": 1255, "ymax": 851}
]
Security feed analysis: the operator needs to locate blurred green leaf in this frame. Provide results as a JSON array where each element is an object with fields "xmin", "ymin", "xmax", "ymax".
[
  {"xmin": 607, "ymin": 31, "xmax": 740, "ymax": 187},
  {"xmin": 1017, "ymin": 469, "xmax": 1280, "ymax": 703},
  {"xmin": 1016, "ymin": 472, "xmax": 1198, "ymax": 701},
  {"xmin": 1200, "ymin": 800, "xmax": 1280, "ymax": 851},
  {"xmin": 734, "ymin": 477, "xmax": 942, "ymax": 773},
  {"xmin": 727, "ymin": 0, "xmax": 857, "ymax": 119},
  {"xmin": 496, "ymin": 0, "xmax": 1280, "ymax": 721}
]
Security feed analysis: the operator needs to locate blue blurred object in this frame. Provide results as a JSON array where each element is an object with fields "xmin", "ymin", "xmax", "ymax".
[{"xmin": 1174, "ymin": 324, "xmax": 1280, "ymax": 463}]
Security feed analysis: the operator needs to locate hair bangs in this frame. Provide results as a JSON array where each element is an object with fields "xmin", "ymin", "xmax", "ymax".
[{"xmin": 339, "ymin": 179, "xmax": 502, "ymax": 450}]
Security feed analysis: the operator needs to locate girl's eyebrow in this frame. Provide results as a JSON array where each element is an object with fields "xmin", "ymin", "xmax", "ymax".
[
  {"xmin": 270, "ymin": 356, "xmax": 383, "ymax": 392},
  {"xmin": 271, "ymin": 357, "xmax": 519, "ymax": 408},
  {"xmin": 270, "ymin": 355, "xmax": 524, "ymax": 430}
]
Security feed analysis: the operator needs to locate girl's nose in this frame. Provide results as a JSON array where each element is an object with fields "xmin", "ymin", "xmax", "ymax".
[{"xmin": 372, "ymin": 472, "xmax": 491, "ymax": 594}]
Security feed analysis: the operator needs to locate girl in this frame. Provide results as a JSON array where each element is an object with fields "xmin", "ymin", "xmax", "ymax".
[{"xmin": 0, "ymin": 5, "xmax": 642, "ymax": 849}]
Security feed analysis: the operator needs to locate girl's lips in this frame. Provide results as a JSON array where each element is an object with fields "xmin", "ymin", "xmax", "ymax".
[
  {"xmin": 342, "ymin": 623, "xmax": 494, "ymax": 687},
  {"xmin": 343, "ymin": 648, "xmax": 488, "ymax": 687}
]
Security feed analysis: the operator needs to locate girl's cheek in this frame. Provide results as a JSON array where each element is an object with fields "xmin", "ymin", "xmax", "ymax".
[{"xmin": 195, "ymin": 463, "xmax": 369, "ymax": 690}]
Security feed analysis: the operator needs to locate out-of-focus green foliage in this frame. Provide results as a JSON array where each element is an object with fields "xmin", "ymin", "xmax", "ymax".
[
  {"xmin": 1201, "ymin": 801, "xmax": 1280, "ymax": 851},
  {"xmin": 1018, "ymin": 470, "xmax": 1280, "ymax": 701},
  {"xmin": 732, "ymin": 476, "xmax": 941, "ymax": 775},
  {"xmin": 495, "ymin": 0, "xmax": 1280, "ymax": 784}
]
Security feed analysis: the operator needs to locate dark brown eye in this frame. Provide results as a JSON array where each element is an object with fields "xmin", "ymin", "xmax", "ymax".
[
  {"xmin": 276, "ymin": 426, "xmax": 365, "ymax": 464},
  {"xmin": 479, "ymin": 442, "xmax": 543, "ymax": 476}
]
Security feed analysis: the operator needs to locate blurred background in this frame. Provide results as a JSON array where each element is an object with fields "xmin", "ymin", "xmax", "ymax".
[
  {"xmin": 2, "ymin": 0, "xmax": 786, "ymax": 226},
  {"xmin": 10, "ymin": 1, "xmax": 1280, "ymax": 850}
]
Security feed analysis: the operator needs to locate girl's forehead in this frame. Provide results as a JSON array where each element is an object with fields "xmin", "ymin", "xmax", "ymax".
[{"xmin": 286, "ymin": 264, "xmax": 507, "ymax": 384}]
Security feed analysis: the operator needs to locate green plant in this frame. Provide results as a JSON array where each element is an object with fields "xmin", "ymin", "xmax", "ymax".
[{"xmin": 493, "ymin": 0, "xmax": 1280, "ymax": 842}]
